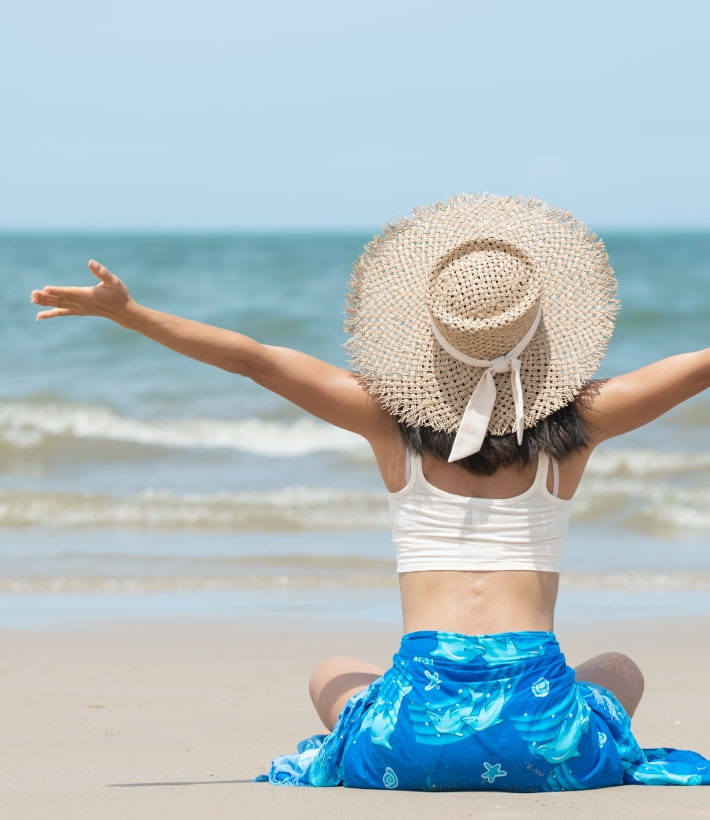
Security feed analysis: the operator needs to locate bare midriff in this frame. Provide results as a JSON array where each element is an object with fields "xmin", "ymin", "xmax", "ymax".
[{"xmin": 398, "ymin": 569, "xmax": 559, "ymax": 635}]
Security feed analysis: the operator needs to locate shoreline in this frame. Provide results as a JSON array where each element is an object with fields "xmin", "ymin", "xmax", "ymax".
[
  {"xmin": 4, "ymin": 611, "xmax": 710, "ymax": 819},
  {"xmin": 4, "ymin": 579, "xmax": 710, "ymax": 633}
]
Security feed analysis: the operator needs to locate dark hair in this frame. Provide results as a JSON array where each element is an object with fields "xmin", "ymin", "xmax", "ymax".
[{"xmin": 397, "ymin": 384, "xmax": 597, "ymax": 476}]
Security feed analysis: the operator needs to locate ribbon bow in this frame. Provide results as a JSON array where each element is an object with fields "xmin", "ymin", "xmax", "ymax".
[{"xmin": 429, "ymin": 304, "xmax": 542, "ymax": 461}]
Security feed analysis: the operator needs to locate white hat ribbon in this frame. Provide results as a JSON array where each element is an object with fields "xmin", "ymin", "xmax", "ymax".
[{"xmin": 429, "ymin": 303, "xmax": 543, "ymax": 461}]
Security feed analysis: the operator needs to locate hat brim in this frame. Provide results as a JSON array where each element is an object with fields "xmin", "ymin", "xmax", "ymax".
[{"xmin": 345, "ymin": 194, "xmax": 618, "ymax": 436}]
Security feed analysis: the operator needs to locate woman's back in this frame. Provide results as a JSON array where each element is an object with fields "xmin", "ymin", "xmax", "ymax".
[{"xmin": 383, "ymin": 439, "xmax": 588, "ymax": 634}]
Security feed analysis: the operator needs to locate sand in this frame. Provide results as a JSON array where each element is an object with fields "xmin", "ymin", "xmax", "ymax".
[{"xmin": 3, "ymin": 609, "xmax": 709, "ymax": 819}]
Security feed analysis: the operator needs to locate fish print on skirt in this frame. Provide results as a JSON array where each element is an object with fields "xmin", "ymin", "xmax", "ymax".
[{"xmin": 257, "ymin": 631, "xmax": 710, "ymax": 790}]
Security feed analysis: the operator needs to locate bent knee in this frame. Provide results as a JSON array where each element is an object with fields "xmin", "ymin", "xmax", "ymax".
[
  {"xmin": 576, "ymin": 650, "xmax": 645, "ymax": 717},
  {"xmin": 308, "ymin": 655, "xmax": 384, "ymax": 730},
  {"xmin": 599, "ymin": 651, "xmax": 645, "ymax": 695},
  {"xmin": 308, "ymin": 656, "xmax": 356, "ymax": 699}
]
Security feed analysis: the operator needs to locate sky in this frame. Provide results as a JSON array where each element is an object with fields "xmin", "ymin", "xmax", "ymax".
[{"xmin": 2, "ymin": 0, "xmax": 709, "ymax": 231}]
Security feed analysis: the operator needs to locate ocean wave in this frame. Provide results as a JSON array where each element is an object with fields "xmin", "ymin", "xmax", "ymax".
[
  {"xmin": 584, "ymin": 447, "xmax": 710, "ymax": 478},
  {"xmin": 573, "ymin": 475, "xmax": 710, "ymax": 533},
  {"xmin": 0, "ymin": 487, "xmax": 390, "ymax": 530},
  {"xmin": 3, "ymin": 400, "xmax": 710, "ymax": 537},
  {"xmin": 4, "ymin": 400, "xmax": 710, "ymax": 474},
  {"xmin": 2, "ymin": 478, "xmax": 709, "ymax": 536},
  {"xmin": 0, "ymin": 401, "xmax": 365, "ymax": 456}
]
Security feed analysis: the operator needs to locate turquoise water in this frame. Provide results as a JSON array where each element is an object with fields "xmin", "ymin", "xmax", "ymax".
[{"xmin": 2, "ymin": 230, "xmax": 710, "ymax": 624}]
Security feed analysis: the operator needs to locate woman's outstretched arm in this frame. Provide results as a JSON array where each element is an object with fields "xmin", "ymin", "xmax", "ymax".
[
  {"xmin": 581, "ymin": 348, "xmax": 710, "ymax": 445},
  {"xmin": 31, "ymin": 260, "xmax": 389, "ymax": 439}
]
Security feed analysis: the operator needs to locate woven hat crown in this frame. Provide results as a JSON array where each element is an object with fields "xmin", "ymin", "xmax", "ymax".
[{"xmin": 428, "ymin": 239, "xmax": 543, "ymax": 362}]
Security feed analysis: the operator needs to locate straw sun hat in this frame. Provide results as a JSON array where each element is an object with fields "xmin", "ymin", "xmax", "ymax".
[{"xmin": 345, "ymin": 193, "xmax": 618, "ymax": 461}]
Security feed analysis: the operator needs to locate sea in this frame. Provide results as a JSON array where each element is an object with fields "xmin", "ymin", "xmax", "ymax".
[{"xmin": 2, "ymin": 230, "xmax": 710, "ymax": 628}]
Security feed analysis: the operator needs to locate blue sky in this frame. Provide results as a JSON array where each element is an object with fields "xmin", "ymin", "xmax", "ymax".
[{"xmin": 2, "ymin": 0, "xmax": 708, "ymax": 231}]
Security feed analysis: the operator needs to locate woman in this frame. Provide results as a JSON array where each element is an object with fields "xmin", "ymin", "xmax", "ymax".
[{"xmin": 31, "ymin": 194, "xmax": 710, "ymax": 791}]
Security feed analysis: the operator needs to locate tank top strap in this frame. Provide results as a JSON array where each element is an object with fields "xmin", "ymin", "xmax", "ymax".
[
  {"xmin": 533, "ymin": 451, "xmax": 560, "ymax": 497},
  {"xmin": 405, "ymin": 448, "xmax": 424, "ymax": 484},
  {"xmin": 551, "ymin": 457, "xmax": 560, "ymax": 497},
  {"xmin": 406, "ymin": 448, "xmax": 560, "ymax": 496}
]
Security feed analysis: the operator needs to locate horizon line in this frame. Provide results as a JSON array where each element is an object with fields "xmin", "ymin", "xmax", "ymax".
[{"xmin": 1, "ymin": 222, "xmax": 709, "ymax": 236}]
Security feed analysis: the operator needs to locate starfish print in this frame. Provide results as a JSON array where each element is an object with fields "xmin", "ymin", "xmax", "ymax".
[
  {"xmin": 424, "ymin": 669, "xmax": 441, "ymax": 691},
  {"xmin": 481, "ymin": 761, "xmax": 508, "ymax": 784}
]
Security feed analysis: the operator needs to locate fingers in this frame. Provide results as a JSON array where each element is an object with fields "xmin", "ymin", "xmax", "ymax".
[
  {"xmin": 30, "ymin": 259, "xmax": 116, "ymax": 320},
  {"xmin": 30, "ymin": 286, "xmax": 58, "ymax": 309},
  {"xmin": 31, "ymin": 288, "xmax": 77, "ymax": 320},
  {"xmin": 30, "ymin": 283, "xmax": 89, "ymax": 319},
  {"xmin": 88, "ymin": 259, "xmax": 116, "ymax": 284},
  {"xmin": 34, "ymin": 307, "xmax": 74, "ymax": 321},
  {"xmin": 31, "ymin": 285, "xmax": 83, "ymax": 304}
]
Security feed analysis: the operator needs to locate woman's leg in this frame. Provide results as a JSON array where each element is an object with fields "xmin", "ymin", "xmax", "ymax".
[
  {"xmin": 309, "ymin": 656, "xmax": 385, "ymax": 730},
  {"xmin": 574, "ymin": 651, "xmax": 645, "ymax": 716}
]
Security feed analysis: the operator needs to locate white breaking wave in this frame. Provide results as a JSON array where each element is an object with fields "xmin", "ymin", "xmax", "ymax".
[
  {"xmin": 0, "ymin": 486, "xmax": 390, "ymax": 530},
  {"xmin": 5, "ymin": 402, "xmax": 710, "ymax": 473},
  {"xmin": 584, "ymin": 446, "xmax": 710, "ymax": 478},
  {"xmin": 573, "ymin": 475, "xmax": 710, "ymax": 533},
  {"xmin": 0, "ymin": 401, "xmax": 366, "ymax": 456},
  {"xmin": 3, "ymin": 403, "xmax": 710, "ymax": 536},
  {"xmin": 2, "ymin": 478, "xmax": 710, "ymax": 534}
]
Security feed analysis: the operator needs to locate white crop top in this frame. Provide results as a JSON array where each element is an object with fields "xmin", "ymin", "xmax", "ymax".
[{"xmin": 388, "ymin": 451, "xmax": 571, "ymax": 573}]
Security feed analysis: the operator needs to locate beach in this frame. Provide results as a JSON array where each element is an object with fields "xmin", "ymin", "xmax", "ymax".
[
  {"xmin": 4, "ymin": 231, "xmax": 710, "ymax": 816},
  {"xmin": 4, "ymin": 610, "xmax": 710, "ymax": 819}
]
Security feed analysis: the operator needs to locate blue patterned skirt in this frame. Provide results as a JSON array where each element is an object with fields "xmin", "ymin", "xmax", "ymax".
[{"xmin": 257, "ymin": 631, "xmax": 709, "ymax": 791}]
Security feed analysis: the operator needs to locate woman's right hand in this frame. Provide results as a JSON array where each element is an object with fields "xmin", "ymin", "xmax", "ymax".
[{"xmin": 31, "ymin": 259, "xmax": 133, "ymax": 322}]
